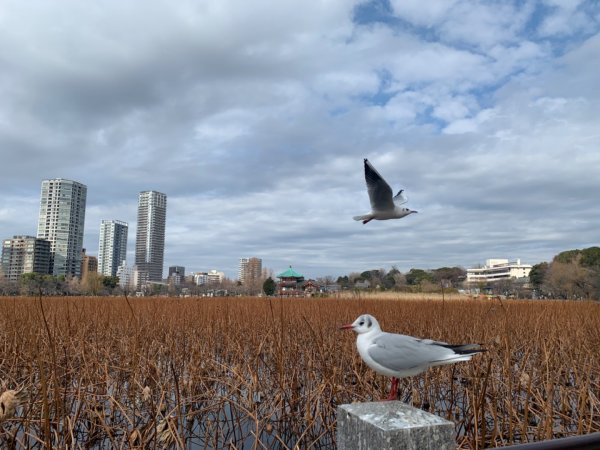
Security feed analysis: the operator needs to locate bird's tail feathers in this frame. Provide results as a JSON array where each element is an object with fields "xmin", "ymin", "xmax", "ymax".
[
  {"xmin": 429, "ymin": 343, "xmax": 486, "ymax": 367},
  {"xmin": 429, "ymin": 354, "xmax": 475, "ymax": 367},
  {"xmin": 443, "ymin": 343, "xmax": 487, "ymax": 355},
  {"xmin": 353, "ymin": 214, "xmax": 373, "ymax": 222}
]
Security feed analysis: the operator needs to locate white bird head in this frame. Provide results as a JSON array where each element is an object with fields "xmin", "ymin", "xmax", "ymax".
[{"xmin": 340, "ymin": 314, "xmax": 381, "ymax": 334}]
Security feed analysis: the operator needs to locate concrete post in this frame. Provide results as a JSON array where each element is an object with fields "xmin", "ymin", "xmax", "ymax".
[{"xmin": 337, "ymin": 401, "xmax": 455, "ymax": 450}]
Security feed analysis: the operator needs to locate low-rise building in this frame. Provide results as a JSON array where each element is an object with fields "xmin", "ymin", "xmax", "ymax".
[
  {"xmin": 168, "ymin": 266, "xmax": 185, "ymax": 285},
  {"xmin": 207, "ymin": 270, "xmax": 225, "ymax": 284},
  {"xmin": 466, "ymin": 259, "xmax": 532, "ymax": 284},
  {"xmin": 193, "ymin": 272, "xmax": 208, "ymax": 285}
]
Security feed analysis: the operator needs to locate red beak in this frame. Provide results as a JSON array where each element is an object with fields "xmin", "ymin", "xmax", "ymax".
[{"xmin": 340, "ymin": 323, "xmax": 354, "ymax": 330}]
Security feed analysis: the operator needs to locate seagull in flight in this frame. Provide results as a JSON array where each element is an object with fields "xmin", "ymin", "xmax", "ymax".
[
  {"xmin": 353, "ymin": 158, "xmax": 417, "ymax": 224},
  {"xmin": 341, "ymin": 314, "xmax": 485, "ymax": 400}
]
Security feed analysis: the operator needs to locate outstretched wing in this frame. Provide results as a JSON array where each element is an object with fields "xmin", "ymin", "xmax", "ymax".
[
  {"xmin": 364, "ymin": 159, "xmax": 394, "ymax": 212},
  {"xmin": 393, "ymin": 189, "xmax": 408, "ymax": 205}
]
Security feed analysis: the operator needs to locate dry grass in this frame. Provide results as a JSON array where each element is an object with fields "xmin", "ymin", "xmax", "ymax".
[
  {"xmin": 334, "ymin": 290, "xmax": 472, "ymax": 301},
  {"xmin": 0, "ymin": 295, "xmax": 598, "ymax": 449}
]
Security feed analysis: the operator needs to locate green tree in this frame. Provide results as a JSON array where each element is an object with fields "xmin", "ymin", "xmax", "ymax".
[
  {"xmin": 580, "ymin": 247, "xmax": 600, "ymax": 269},
  {"xmin": 554, "ymin": 249, "xmax": 581, "ymax": 264},
  {"xmin": 529, "ymin": 262, "xmax": 549, "ymax": 288},
  {"xmin": 382, "ymin": 271, "xmax": 398, "ymax": 290},
  {"xmin": 263, "ymin": 277, "xmax": 276, "ymax": 296},
  {"xmin": 405, "ymin": 269, "xmax": 433, "ymax": 286},
  {"xmin": 336, "ymin": 275, "xmax": 350, "ymax": 289},
  {"xmin": 102, "ymin": 276, "xmax": 119, "ymax": 290},
  {"xmin": 21, "ymin": 272, "xmax": 45, "ymax": 295},
  {"xmin": 432, "ymin": 267, "xmax": 466, "ymax": 287}
]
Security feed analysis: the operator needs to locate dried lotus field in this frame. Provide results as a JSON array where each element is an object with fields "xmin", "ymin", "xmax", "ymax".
[{"xmin": 0, "ymin": 295, "xmax": 599, "ymax": 449}]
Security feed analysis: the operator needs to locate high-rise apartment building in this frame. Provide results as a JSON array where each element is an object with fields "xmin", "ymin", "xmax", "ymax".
[
  {"xmin": 98, "ymin": 220, "xmax": 128, "ymax": 277},
  {"xmin": 135, "ymin": 191, "xmax": 167, "ymax": 282},
  {"xmin": 239, "ymin": 257, "xmax": 262, "ymax": 285},
  {"xmin": 238, "ymin": 258, "xmax": 249, "ymax": 282},
  {"xmin": 37, "ymin": 179, "xmax": 87, "ymax": 277},
  {"xmin": 1, "ymin": 236, "xmax": 51, "ymax": 282}
]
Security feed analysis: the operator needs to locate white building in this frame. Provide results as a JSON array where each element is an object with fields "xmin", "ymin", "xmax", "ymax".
[
  {"xmin": 193, "ymin": 272, "xmax": 208, "ymax": 285},
  {"xmin": 207, "ymin": 269, "xmax": 225, "ymax": 284},
  {"xmin": 116, "ymin": 261, "xmax": 134, "ymax": 290},
  {"xmin": 238, "ymin": 258, "xmax": 249, "ymax": 282},
  {"xmin": 98, "ymin": 220, "xmax": 128, "ymax": 277},
  {"xmin": 466, "ymin": 259, "xmax": 532, "ymax": 284},
  {"xmin": 37, "ymin": 178, "xmax": 87, "ymax": 277},
  {"xmin": 193, "ymin": 270, "xmax": 225, "ymax": 285}
]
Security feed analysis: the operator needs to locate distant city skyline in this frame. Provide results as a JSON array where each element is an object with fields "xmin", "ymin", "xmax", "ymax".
[{"xmin": 0, "ymin": 175, "xmax": 579, "ymax": 281}]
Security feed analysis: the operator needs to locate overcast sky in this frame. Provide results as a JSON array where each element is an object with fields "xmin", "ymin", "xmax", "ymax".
[{"xmin": 1, "ymin": 0, "xmax": 599, "ymax": 280}]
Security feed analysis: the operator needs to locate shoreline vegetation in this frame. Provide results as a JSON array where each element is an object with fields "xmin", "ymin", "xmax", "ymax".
[{"xmin": 0, "ymin": 295, "xmax": 598, "ymax": 449}]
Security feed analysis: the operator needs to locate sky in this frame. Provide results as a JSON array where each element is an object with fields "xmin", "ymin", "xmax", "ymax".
[{"xmin": 1, "ymin": 0, "xmax": 599, "ymax": 280}]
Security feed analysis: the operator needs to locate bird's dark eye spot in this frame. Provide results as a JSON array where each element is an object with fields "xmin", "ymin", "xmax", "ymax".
[
  {"xmin": 367, "ymin": 318, "xmax": 372, "ymax": 327},
  {"xmin": 359, "ymin": 321, "xmax": 365, "ymax": 326}
]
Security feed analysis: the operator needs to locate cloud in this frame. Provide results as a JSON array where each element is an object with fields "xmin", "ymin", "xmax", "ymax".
[{"xmin": 0, "ymin": 1, "xmax": 599, "ymax": 280}]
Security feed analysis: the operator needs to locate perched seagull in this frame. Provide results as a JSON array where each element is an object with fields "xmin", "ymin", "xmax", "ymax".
[
  {"xmin": 341, "ymin": 314, "xmax": 485, "ymax": 400},
  {"xmin": 353, "ymin": 158, "xmax": 417, "ymax": 224}
]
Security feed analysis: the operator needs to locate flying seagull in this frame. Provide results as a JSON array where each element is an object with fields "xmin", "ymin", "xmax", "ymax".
[
  {"xmin": 341, "ymin": 314, "xmax": 485, "ymax": 400},
  {"xmin": 353, "ymin": 158, "xmax": 417, "ymax": 224}
]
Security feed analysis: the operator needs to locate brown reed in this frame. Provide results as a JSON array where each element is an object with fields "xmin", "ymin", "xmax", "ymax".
[{"xmin": 0, "ymin": 295, "xmax": 598, "ymax": 449}]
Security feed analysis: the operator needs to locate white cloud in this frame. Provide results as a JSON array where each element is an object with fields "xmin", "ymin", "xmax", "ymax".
[{"xmin": 1, "ymin": 1, "xmax": 599, "ymax": 278}]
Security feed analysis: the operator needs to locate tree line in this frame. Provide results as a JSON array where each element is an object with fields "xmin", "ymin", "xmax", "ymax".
[
  {"xmin": 332, "ymin": 266, "xmax": 467, "ymax": 292},
  {"xmin": 1, "ymin": 247, "xmax": 598, "ymax": 299},
  {"xmin": 529, "ymin": 246, "xmax": 600, "ymax": 300}
]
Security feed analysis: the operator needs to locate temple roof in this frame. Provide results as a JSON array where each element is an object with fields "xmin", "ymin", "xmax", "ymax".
[{"xmin": 277, "ymin": 266, "xmax": 304, "ymax": 278}]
